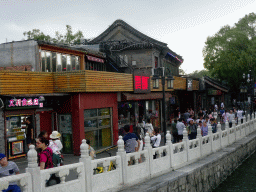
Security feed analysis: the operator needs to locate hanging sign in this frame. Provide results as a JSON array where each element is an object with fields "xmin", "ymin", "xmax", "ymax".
[
  {"xmin": 134, "ymin": 69, "xmax": 151, "ymax": 93},
  {"xmin": 187, "ymin": 78, "xmax": 193, "ymax": 91}
]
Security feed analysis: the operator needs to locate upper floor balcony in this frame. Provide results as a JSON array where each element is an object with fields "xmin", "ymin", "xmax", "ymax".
[{"xmin": 0, "ymin": 70, "xmax": 199, "ymax": 95}]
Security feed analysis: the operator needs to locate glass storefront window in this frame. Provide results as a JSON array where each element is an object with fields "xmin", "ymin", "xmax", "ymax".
[
  {"xmin": 98, "ymin": 108, "xmax": 110, "ymax": 116},
  {"xmin": 39, "ymin": 49, "xmax": 80, "ymax": 72},
  {"xmin": 66, "ymin": 55, "xmax": 71, "ymax": 71},
  {"xmin": 84, "ymin": 108, "xmax": 112, "ymax": 150}
]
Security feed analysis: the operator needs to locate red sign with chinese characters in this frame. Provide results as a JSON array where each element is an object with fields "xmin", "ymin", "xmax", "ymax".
[{"xmin": 134, "ymin": 69, "xmax": 151, "ymax": 93}]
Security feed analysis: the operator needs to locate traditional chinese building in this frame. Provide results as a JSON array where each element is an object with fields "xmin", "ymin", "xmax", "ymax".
[{"xmin": 0, "ymin": 22, "xmax": 200, "ymax": 158}]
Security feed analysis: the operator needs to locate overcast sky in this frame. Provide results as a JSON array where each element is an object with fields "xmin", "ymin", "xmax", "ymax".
[{"xmin": 1, "ymin": 0, "xmax": 256, "ymax": 73}]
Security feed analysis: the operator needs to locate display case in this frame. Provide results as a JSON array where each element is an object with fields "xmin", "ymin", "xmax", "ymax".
[{"xmin": 6, "ymin": 115, "xmax": 26, "ymax": 159}]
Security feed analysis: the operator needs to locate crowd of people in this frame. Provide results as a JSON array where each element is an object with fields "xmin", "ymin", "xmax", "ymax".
[{"xmin": 170, "ymin": 105, "xmax": 246, "ymax": 143}]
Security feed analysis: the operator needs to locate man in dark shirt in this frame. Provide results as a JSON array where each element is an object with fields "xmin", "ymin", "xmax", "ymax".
[
  {"xmin": 123, "ymin": 125, "xmax": 140, "ymax": 153},
  {"xmin": 174, "ymin": 107, "xmax": 180, "ymax": 118},
  {"xmin": 26, "ymin": 117, "xmax": 34, "ymax": 148}
]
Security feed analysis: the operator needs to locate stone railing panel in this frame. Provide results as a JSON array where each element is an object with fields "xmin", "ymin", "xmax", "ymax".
[
  {"xmin": 40, "ymin": 162, "xmax": 85, "ymax": 192},
  {"xmin": 212, "ymin": 132, "xmax": 221, "ymax": 152},
  {"xmin": 188, "ymin": 139, "xmax": 201, "ymax": 162},
  {"xmin": 125, "ymin": 150, "xmax": 150, "ymax": 185},
  {"xmin": 91, "ymin": 156, "xmax": 122, "ymax": 192},
  {"xmin": 151, "ymin": 145, "xmax": 171, "ymax": 177},
  {"xmin": 0, "ymin": 172, "xmax": 32, "ymax": 192},
  {"xmin": 221, "ymin": 130, "xmax": 229, "ymax": 148},
  {"xmin": 201, "ymin": 135, "xmax": 212, "ymax": 157},
  {"xmin": 171, "ymin": 142, "xmax": 187, "ymax": 169}
]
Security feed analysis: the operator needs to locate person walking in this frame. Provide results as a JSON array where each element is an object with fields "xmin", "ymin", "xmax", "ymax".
[
  {"xmin": 123, "ymin": 125, "xmax": 140, "ymax": 153},
  {"xmin": 187, "ymin": 119, "xmax": 197, "ymax": 140},
  {"xmin": 150, "ymin": 127, "xmax": 161, "ymax": 148},
  {"xmin": 0, "ymin": 153, "xmax": 21, "ymax": 192},
  {"xmin": 36, "ymin": 137, "xmax": 54, "ymax": 170},
  {"xmin": 176, "ymin": 118, "xmax": 185, "ymax": 142},
  {"xmin": 26, "ymin": 117, "xmax": 34, "ymax": 149},
  {"xmin": 201, "ymin": 121, "xmax": 208, "ymax": 136},
  {"xmin": 171, "ymin": 118, "xmax": 178, "ymax": 143},
  {"xmin": 145, "ymin": 118, "xmax": 154, "ymax": 135},
  {"xmin": 227, "ymin": 110, "xmax": 235, "ymax": 128},
  {"xmin": 86, "ymin": 140, "xmax": 96, "ymax": 160}
]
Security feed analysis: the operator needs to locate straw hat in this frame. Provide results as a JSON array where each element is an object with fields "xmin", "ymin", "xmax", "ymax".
[{"xmin": 50, "ymin": 131, "xmax": 61, "ymax": 139}]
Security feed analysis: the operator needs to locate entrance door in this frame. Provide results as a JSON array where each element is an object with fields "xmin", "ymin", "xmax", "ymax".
[{"xmin": 40, "ymin": 111, "xmax": 52, "ymax": 137}]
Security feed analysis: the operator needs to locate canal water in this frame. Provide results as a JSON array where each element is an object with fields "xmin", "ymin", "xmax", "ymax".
[{"xmin": 213, "ymin": 151, "xmax": 256, "ymax": 191}]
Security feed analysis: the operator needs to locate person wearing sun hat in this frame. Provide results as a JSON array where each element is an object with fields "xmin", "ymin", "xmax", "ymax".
[
  {"xmin": 0, "ymin": 153, "xmax": 21, "ymax": 192},
  {"xmin": 49, "ymin": 131, "xmax": 63, "ymax": 166},
  {"xmin": 49, "ymin": 131, "xmax": 63, "ymax": 154}
]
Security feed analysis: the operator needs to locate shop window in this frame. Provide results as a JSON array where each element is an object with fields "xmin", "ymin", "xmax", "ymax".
[
  {"xmin": 155, "ymin": 56, "xmax": 158, "ymax": 68},
  {"xmin": 71, "ymin": 56, "xmax": 76, "ymax": 70},
  {"xmin": 84, "ymin": 108, "xmax": 112, "ymax": 150},
  {"xmin": 62, "ymin": 55, "xmax": 67, "ymax": 71},
  {"xmin": 153, "ymin": 79, "xmax": 159, "ymax": 89},
  {"xmin": 41, "ymin": 51, "xmax": 46, "ymax": 72},
  {"xmin": 66, "ymin": 55, "xmax": 71, "ymax": 71},
  {"xmin": 75, "ymin": 56, "xmax": 80, "ymax": 70},
  {"xmin": 46, "ymin": 52, "xmax": 51, "ymax": 72},
  {"xmin": 57, "ymin": 53, "xmax": 62, "ymax": 71},
  {"xmin": 52, "ymin": 52, "xmax": 57, "ymax": 72},
  {"xmin": 39, "ymin": 49, "xmax": 80, "ymax": 72}
]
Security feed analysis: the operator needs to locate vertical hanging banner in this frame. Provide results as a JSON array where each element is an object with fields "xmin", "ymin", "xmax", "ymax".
[
  {"xmin": 134, "ymin": 69, "xmax": 151, "ymax": 93},
  {"xmin": 187, "ymin": 78, "xmax": 193, "ymax": 91}
]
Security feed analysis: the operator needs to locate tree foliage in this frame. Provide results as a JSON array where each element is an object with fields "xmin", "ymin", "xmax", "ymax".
[
  {"xmin": 187, "ymin": 69, "xmax": 212, "ymax": 79},
  {"xmin": 23, "ymin": 25, "xmax": 84, "ymax": 45},
  {"xmin": 203, "ymin": 12, "xmax": 256, "ymax": 93}
]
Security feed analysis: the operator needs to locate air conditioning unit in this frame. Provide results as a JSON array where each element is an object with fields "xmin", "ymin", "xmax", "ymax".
[{"xmin": 132, "ymin": 61, "xmax": 136, "ymax": 66}]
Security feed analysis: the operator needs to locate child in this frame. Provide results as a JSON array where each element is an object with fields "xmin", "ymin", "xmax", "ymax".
[{"xmin": 0, "ymin": 153, "xmax": 21, "ymax": 192}]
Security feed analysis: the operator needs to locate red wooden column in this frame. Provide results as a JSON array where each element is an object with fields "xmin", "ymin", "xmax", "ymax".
[{"xmin": 71, "ymin": 93, "xmax": 85, "ymax": 155}]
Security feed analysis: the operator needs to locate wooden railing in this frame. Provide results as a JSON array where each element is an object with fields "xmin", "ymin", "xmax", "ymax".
[{"xmin": 0, "ymin": 71, "xmax": 197, "ymax": 95}]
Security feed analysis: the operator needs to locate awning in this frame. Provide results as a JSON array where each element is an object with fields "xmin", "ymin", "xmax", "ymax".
[
  {"xmin": 204, "ymin": 79, "xmax": 228, "ymax": 92},
  {"xmin": 86, "ymin": 55, "xmax": 104, "ymax": 63},
  {"xmin": 122, "ymin": 92, "xmax": 172, "ymax": 101}
]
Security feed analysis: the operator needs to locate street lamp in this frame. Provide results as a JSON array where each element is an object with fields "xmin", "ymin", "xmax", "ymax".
[{"xmin": 153, "ymin": 67, "xmax": 173, "ymax": 143}]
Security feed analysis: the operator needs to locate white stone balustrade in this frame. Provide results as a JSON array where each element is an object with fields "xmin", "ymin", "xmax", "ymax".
[
  {"xmin": 0, "ymin": 172, "xmax": 32, "ymax": 192},
  {"xmin": 2, "ymin": 114, "xmax": 256, "ymax": 192}
]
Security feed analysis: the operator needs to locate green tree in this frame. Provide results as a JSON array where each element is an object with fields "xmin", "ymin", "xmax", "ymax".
[
  {"xmin": 23, "ymin": 25, "xmax": 85, "ymax": 45},
  {"xmin": 203, "ymin": 12, "xmax": 256, "ymax": 94},
  {"xmin": 187, "ymin": 69, "xmax": 212, "ymax": 79}
]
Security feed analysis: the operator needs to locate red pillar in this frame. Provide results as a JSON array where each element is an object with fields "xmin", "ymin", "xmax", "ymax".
[{"xmin": 71, "ymin": 93, "xmax": 85, "ymax": 155}]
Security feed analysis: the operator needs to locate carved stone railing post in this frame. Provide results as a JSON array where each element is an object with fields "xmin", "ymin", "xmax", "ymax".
[
  {"xmin": 116, "ymin": 136, "xmax": 127, "ymax": 184},
  {"xmin": 232, "ymin": 119, "xmax": 236, "ymax": 142},
  {"xmin": 182, "ymin": 128, "xmax": 189, "ymax": 162},
  {"xmin": 225, "ymin": 120, "xmax": 230, "ymax": 143},
  {"xmin": 197, "ymin": 125, "xmax": 202, "ymax": 157},
  {"xmin": 25, "ymin": 145, "xmax": 41, "ymax": 192},
  {"xmin": 208, "ymin": 123, "xmax": 213, "ymax": 153},
  {"xmin": 144, "ymin": 133, "xmax": 153, "ymax": 177},
  {"xmin": 166, "ymin": 131, "xmax": 172, "ymax": 168},
  {"xmin": 217, "ymin": 122, "xmax": 222, "ymax": 147},
  {"xmin": 79, "ymin": 139, "xmax": 92, "ymax": 192}
]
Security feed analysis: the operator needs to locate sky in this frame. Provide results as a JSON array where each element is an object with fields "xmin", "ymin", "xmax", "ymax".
[{"xmin": 1, "ymin": 0, "xmax": 256, "ymax": 73}]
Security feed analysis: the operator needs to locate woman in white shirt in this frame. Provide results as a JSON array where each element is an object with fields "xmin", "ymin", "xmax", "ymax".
[{"xmin": 150, "ymin": 127, "xmax": 161, "ymax": 148}]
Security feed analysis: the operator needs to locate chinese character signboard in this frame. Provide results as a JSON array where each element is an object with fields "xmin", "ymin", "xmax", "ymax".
[
  {"xmin": 208, "ymin": 90, "xmax": 222, "ymax": 95},
  {"xmin": 134, "ymin": 69, "xmax": 151, "ymax": 93},
  {"xmin": 187, "ymin": 78, "xmax": 193, "ymax": 91},
  {"xmin": 7, "ymin": 97, "xmax": 43, "ymax": 109}
]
